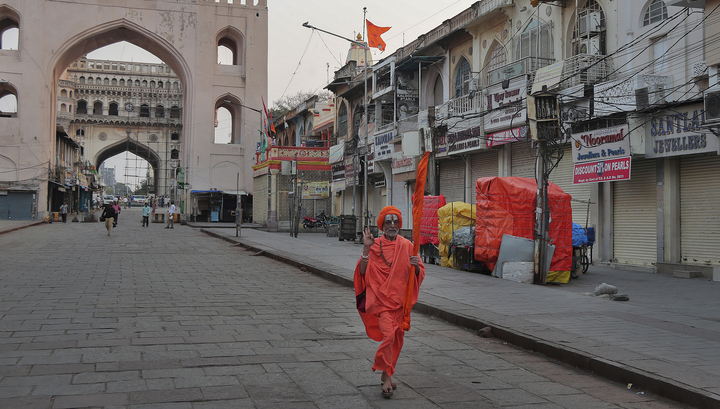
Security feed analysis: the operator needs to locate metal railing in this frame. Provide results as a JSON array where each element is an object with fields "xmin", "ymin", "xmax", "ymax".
[{"xmin": 561, "ymin": 54, "xmax": 615, "ymax": 88}]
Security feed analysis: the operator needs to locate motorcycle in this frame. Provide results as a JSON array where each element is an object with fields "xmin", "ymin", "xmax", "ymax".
[{"xmin": 302, "ymin": 211, "xmax": 329, "ymax": 229}]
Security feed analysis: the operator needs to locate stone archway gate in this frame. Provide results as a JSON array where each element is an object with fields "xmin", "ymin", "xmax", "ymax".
[{"xmin": 0, "ymin": 0, "xmax": 268, "ymax": 218}]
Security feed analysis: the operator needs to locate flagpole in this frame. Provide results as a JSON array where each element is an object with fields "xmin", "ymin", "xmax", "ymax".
[{"xmin": 363, "ymin": 7, "xmax": 369, "ymax": 230}]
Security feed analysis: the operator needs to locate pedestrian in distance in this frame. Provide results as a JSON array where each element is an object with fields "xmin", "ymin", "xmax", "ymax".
[
  {"xmin": 354, "ymin": 206, "xmax": 425, "ymax": 398},
  {"xmin": 100, "ymin": 203, "xmax": 116, "ymax": 236},
  {"xmin": 166, "ymin": 201, "xmax": 176, "ymax": 229},
  {"xmin": 142, "ymin": 202, "xmax": 152, "ymax": 227},
  {"xmin": 59, "ymin": 201, "xmax": 69, "ymax": 223},
  {"xmin": 112, "ymin": 200, "xmax": 121, "ymax": 228},
  {"xmin": 123, "ymin": 196, "xmax": 129, "ymax": 208}
]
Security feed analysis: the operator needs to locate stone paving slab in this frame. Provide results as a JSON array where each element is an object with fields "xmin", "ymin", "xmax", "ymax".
[
  {"xmin": 0, "ymin": 218, "xmax": 702, "ymax": 408},
  {"xmin": 202, "ymin": 227, "xmax": 720, "ymax": 408}
]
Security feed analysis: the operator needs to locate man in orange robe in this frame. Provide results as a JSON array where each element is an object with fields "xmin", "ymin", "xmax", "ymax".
[{"xmin": 354, "ymin": 206, "xmax": 425, "ymax": 398}]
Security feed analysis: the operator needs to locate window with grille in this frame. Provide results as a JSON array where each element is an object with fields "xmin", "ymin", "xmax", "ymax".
[
  {"xmin": 643, "ymin": 0, "xmax": 668, "ymax": 26},
  {"xmin": 453, "ymin": 57, "xmax": 471, "ymax": 98},
  {"xmin": 338, "ymin": 103, "xmax": 348, "ymax": 136},
  {"xmin": 516, "ymin": 20, "xmax": 553, "ymax": 60},
  {"xmin": 433, "ymin": 76, "xmax": 443, "ymax": 106}
]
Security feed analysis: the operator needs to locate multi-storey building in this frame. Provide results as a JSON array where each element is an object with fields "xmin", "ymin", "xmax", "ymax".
[{"xmin": 326, "ymin": 0, "xmax": 718, "ymax": 277}]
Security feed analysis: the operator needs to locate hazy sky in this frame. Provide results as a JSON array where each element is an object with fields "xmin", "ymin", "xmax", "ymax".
[{"xmin": 2, "ymin": 0, "xmax": 475, "ymax": 186}]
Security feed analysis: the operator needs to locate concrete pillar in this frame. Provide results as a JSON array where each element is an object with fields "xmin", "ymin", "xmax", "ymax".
[
  {"xmin": 661, "ymin": 157, "xmax": 681, "ymax": 262},
  {"xmin": 599, "ymin": 181, "xmax": 613, "ymax": 262},
  {"xmin": 268, "ymin": 169, "xmax": 278, "ymax": 228}
]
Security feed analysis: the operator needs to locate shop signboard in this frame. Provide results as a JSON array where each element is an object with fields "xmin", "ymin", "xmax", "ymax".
[
  {"xmin": 487, "ymin": 126, "xmax": 528, "ymax": 147},
  {"xmin": 484, "ymin": 76, "xmax": 527, "ymax": 133},
  {"xmin": 645, "ymin": 102, "xmax": 719, "ymax": 158},
  {"xmin": 331, "ymin": 162, "xmax": 345, "ymax": 180},
  {"xmin": 374, "ymin": 130, "xmax": 395, "ymax": 160},
  {"xmin": 391, "ymin": 156, "xmax": 415, "ymax": 174},
  {"xmin": 572, "ymin": 124, "xmax": 631, "ymax": 163},
  {"xmin": 573, "ymin": 157, "xmax": 631, "ymax": 184},
  {"xmin": 302, "ymin": 181, "xmax": 329, "ymax": 199}
]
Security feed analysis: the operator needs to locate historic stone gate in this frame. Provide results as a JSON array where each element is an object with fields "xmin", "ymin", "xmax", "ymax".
[{"xmin": 0, "ymin": 0, "xmax": 268, "ymax": 218}]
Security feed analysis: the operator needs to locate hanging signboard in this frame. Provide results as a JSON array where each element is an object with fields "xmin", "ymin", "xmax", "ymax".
[
  {"xmin": 484, "ymin": 76, "xmax": 527, "ymax": 133},
  {"xmin": 374, "ymin": 130, "xmax": 395, "ymax": 160},
  {"xmin": 572, "ymin": 124, "xmax": 631, "ymax": 163},
  {"xmin": 487, "ymin": 126, "xmax": 528, "ymax": 147},
  {"xmin": 573, "ymin": 157, "xmax": 631, "ymax": 184}
]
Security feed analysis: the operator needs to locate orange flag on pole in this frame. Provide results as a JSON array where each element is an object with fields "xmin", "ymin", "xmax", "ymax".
[
  {"xmin": 366, "ymin": 20, "xmax": 391, "ymax": 52},
  {"xmin": 402, "ymin": 151, "xmax": 430, "ymax": 331}
]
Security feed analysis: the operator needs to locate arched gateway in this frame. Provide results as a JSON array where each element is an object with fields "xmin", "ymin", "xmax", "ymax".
[{"xmin": 0, "ymin": 0, "xmax": 267, "ymax": 219}]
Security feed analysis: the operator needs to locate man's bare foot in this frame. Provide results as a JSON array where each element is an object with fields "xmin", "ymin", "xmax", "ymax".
[{"xmin": 381, "ymin": 371, "xmax": 396, "ymax": 393}]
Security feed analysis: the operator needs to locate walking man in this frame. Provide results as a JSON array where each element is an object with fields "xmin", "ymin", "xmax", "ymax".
[
  {"xmin": 166, "ymin": 201, "xmax": 176, "ymax": 229},
  {"xmin": 354, "ymin": 206, "xmax": 425, "ymax": 398},
  {"xmin": 100, "ymin": 202, "xmax": 116, "ymax": 236},
  {"xmin": 142, "ymin": 202, "xmax": 151, "ymax": 227},
  {"xmin": 59, "ymin": 201, "xmax": 69, "ymax": 223}
]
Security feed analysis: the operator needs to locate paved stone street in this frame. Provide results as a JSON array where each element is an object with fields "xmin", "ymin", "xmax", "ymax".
[{"xmin": 0, "ymin": 211, "xmax": 691, "ymax": 408}]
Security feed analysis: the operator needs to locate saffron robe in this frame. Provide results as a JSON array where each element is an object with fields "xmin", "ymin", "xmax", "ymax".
[{"xmin": 354, "ymin": 235, "xmax": 425, "ymax": 374}]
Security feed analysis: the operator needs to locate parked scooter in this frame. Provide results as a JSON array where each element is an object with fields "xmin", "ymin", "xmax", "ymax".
[{"xmin": 302, "ymin": 211, "xmax": 328, "ymax": 229}]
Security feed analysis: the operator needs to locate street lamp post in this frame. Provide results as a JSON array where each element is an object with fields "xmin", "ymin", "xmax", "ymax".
[{"xmin": 302, "ymin": 20, "xmax": 371, "ymax": 234}]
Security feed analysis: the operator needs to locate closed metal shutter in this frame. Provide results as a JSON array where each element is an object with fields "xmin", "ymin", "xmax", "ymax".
[
  {"xmin": 511, "ymin": 142, "xmax": 536, "ymax": 178},
  {"xmin": 439, "ymin": 158, "xmax": 465, "ymax": 203},
  {"xmin": 470, "ymin": 149, "xmax": 498, "ymax": 205},
  {"xmin": 613, "ymin": 159, "xmax": 657, "ymax": 265},
  {"xmin": 549, "ymin": 145, "xmax": 592, "ymax": 225},
  {"xmin": 0, "ymin": 192, "xmax": 34, "ymax": 220},
  {"xmin": 680, "ymin": 155, "xmax": 720, "ymax": 265}
]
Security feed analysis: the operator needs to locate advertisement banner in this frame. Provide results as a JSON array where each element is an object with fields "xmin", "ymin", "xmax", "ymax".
[
  {"xmin": 484, "ymin": 76, "xmax": 527, "ymax": 133},
  {"xmin": 302, "ymin": 181, "xmax": 329, "ymax": 199},
  {"xmin": 645, "ymin": 102, "xmax": 719, "ymax": 158},
  {"xmin": 573, "ymin": 157, "xmax": 631, "ymax": 184},
  {"xmin": 487, "ymin": 126, "xmax": 528, "ymax": 147},
  {"xmin": 572, "ymin": 124, "xmax": 631, "ymax": 163}
]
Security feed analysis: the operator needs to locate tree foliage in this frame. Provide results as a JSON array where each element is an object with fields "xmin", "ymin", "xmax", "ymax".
[{"xmin": 271, "ymin": 90, "xmax": 333, "ymax": 117}]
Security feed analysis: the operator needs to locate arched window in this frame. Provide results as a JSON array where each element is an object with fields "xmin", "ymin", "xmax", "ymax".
[
  {"xmin": 156, "ymin": 105, "xmax": 165, "ymax": 118},
  {"xmin": 170, "ymin": 106, "xmax": 180, "ymax": 118},
  {"xmin": 104, "ymin": 78, "xmax": 109, "ymax": 85},
  {"xmin": 214, "ymin": 106, "xmax": 232, "ymax": 144},
  {"xmin": 643, "ymin": 0, "xmax": 668, "ymax": 26},
  {"xmin": 453, "ymin": 57, "xmax": 471, "ymax": 98},
  {"xmin": 87, "ymin": 77, "xmax": 93, "ymax": 85},
  {"xmin": 352, "ymin": 105, "xmax": 364, "ymax": 138},
  {"xmin": 0, "ymin": 6, "xmax": 21, "ymax": 51},
  {"xmin": 69, "ymin": 91, "xmax": 72, "ymax": 98},
  {"xmin": 170, "ymin": 149, "xmax": 179, "ymax": 159},
  {"xmin": 486, "ymin": 42, "xmax": 507, "ymax": 82},
  {"xmin": 93, "ymin": 101, "xmax": 103, "ymax": 115},
  {"xmin": 432, "ymin": 76, "xmax": 443, "ymax": 107},
  {"xmin": 158, "ymin": 81, "xmax": 163, "ymax": 89},
  {"xmin": 119, "ymin": 79, "xmax": 125, "ymax": 86},
  {"xmin": 76, "ymin": 100, "xmax": 87, "ymax": 114},
  {"xmin": 173, "ymin": 82, "xmax": 180, "ymax": 90},
  {"xmin": 60, "ymin": 103, "xmax": 67, "ymax": 112},
  {"xmin": 60, "ymin": 89, "xmax": 68, "ymax": 98},
  {"xmin": 142, "ymin": 80, "xmax": 148, "ymax": 88},
  {"xmin": 140, "ymin": 104, "xmax": 150, "ymax": 118},
  {"xmin": 96, "ymin": 77, "xmax": 102, "ymax": 84},
  {"xmin": 150, "ymin": 81, "xmax": 156, "ymax": 89},
  {"xmin": 517, "ymin": 19, "xmax": 553, "ymax": 60},
  {"xmin": 79, "ymin": 76, "xmax": 85, "ymax": 84},
  {"xmin": 337, "ymin": 102, "xmax": 348, "ymax": 136},
  {"xmin": 135, "ymin": 80, "xmax": 140, "ymax": 87},
  {"xmin": 216, "ymin": 27, "xmax": 244, "ymax": 66},
  {"xmin": 111, "ymin": 78, "xmax": 117, "ymax": 86},
  {"xmin": 108, "ymin": 102, "xmax": 119, "ymax": 116}
]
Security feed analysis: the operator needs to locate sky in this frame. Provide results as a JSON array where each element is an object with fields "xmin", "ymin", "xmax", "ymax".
[{"xmin": 2, "ymin": 0, "xmax": 476, "ymax": 186}]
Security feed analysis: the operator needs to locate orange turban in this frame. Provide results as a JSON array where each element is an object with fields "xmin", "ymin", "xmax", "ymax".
[{"xmin": 377, "ymin": 206, "xmax": 402, "ymax": 231}]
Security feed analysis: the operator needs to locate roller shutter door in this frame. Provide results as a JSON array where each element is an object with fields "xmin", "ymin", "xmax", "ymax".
[
  {"xmin": 469, "ymin": 150, "xmax": 499, "ymax": 183},
  {"xmin": 613, "ymin": 159, "xmax": 656, "ymax": 265},
  {"xmin": 0, "ymin": 192, "xmax": 34, "ymax": 220},
  {"xmin": 549, "ymin": 145, "xmax": 593, "ymax": 225},
  {"xmin": 680, "ymin": 155, "xmax": 720, "ymax": 265},
  {"xmin": 439, "ymin": 158, "xmax": 465, "ymax": 203},
  {"xmin": 511, "ymin": 142, "xmax": 536, "ymax": 178}
]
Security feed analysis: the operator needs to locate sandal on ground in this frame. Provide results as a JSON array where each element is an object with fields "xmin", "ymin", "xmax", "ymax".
[{"xmin": 381, "ymin": 385, "xmax": 394, "ymax": 398}]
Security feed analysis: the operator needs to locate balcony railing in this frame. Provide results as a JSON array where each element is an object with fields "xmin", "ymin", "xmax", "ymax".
[
  {"xmin": 488, "ymin": 56, "xmax": 555, "ymax": 85},
  {"xmin": 448, "ymin": 93, "xmax": 485, "ymax": 117},
  {"xmin": 561, "ymin": 54, "xmax": 615, "ymax": 88}
]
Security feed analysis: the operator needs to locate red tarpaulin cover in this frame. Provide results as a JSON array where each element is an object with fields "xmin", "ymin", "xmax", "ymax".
[
  {"xmin": 474, "ymin": 177, "xmax": 572, "ymax": 272},
  {"xmin": 420, "ymin": 195, "xmax": 446, "ymax": 245}
]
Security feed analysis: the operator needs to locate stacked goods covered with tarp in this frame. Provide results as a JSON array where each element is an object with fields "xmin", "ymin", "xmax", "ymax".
[
  {"xmin": 438, "ymin": 202, "xmax": 476, "ymax": 268},
  {"xmin": 420, "ymin": 195, "xmax": 446, "ymax": 246},
  {"xmin": 474, "ymin": 177, "xmax": 573, "ymax": 283}
]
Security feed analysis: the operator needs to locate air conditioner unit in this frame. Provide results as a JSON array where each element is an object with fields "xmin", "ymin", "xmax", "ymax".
[
  {"xmin": 635, "ymin": 84, "xmax": 666, "ymax": 111},
  {"xmin": 705, "ymin": 87, "xmax": 720, "ymax": 123},
  {"xmin": 577, "ymin": 36, "xmax": 601, "ymax": 55},
  {"xmin": 578, "ymin": 12, "xmax": 603, "ymax": 37}
]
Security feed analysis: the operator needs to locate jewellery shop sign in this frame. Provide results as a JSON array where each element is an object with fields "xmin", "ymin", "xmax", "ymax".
[
  {"xmin": 571, "ymin": 124, "xmax": 632, "ymax": 184},
  {"xmin": 645, "ymin": 102, "xmax": 719, "ymax": 158}
]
